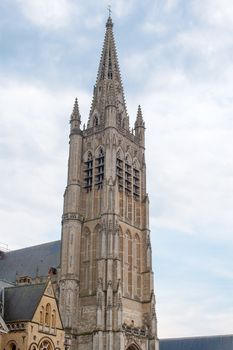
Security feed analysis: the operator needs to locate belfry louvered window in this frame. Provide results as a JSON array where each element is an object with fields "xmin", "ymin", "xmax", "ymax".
[
  {"xmin": 95, "ymin": 147, "xmax": 104, "ymax": 188},
  {"xmin": 133, "ymin": 167, "xmax": 140, "ymax": 200},
  {"xmin": 125, "ymin": 157, "xmax": 132, "ymax": 196},
  {"xmin": 116, "ymin": 151, "xmax": 123, "ymax": 191},
  {"xmin": 84, "ymin": 152, "xmax": 93, "ymax": 192}
]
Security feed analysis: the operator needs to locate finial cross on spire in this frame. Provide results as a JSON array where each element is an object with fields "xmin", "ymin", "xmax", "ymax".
[{"xmin": 108, "ymin": 5, "xmax": 112, "ymax": 17}]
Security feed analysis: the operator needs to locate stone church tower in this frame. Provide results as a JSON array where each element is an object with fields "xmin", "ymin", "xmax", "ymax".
[{"xmin": 59, "ymin": 16, "xmax": 158, "ymax": 350}]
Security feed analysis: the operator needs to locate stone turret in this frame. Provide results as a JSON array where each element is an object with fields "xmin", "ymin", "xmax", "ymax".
[
  {"xmin": 135, "ymin": 105, "xmax": 145, "ymax": 147},
  {"xmin": 70, "ymin": 97, "xmax": 81, "ymax": 131}
]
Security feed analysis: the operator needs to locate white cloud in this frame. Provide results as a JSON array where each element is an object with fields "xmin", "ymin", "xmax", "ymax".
[
  {"xmin": 0, "ymin": 79, "xmax": 90, "ymax": 250},
  {"xmin": 192, "ymin": 0, "xmax": 233, "ymax": 29},
  {"xmin": 16, "ymin": 0, "xmax": 80, "ymax": 30},
  {"xmin": 142, "ymin": 22, "xmax": 167, "ymax": 34}
]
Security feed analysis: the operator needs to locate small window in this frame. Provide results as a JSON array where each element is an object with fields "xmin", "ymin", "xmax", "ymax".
[
  {"xmin": 45, "ymin": 303, "xmax": 51, "ymax": 327},
  {"xmin": 94, "ymin": 116, "xmax": 99, "ymax": 126}
]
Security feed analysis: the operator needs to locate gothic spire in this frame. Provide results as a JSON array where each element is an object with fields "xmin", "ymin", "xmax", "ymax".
[
  {"xmin": 70, "ymin": 97, "xmax": 81, "ymax": 131},
  {"xmin": 89, "ymin": 15, "xmax": 129, "ymax": 130},
  {"xmin": 135, "ymin": 105, "xmax": 145, "ymax": 127}
]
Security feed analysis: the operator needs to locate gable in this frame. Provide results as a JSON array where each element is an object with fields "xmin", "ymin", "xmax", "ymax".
[
  {"xmin": 32, "ymin": 281, "xmax": 63, "ymax": 329},
  {"xmin": 4, "ymin": 283, "xmax": 46, "ymax": 322}
]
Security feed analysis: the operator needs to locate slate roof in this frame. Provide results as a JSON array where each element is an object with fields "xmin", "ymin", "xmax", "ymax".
[
  {"xmin": 159, "ymin": 334, "xmax": 233, "ymax": 350},
  {"xmin": 0, "ymin": 240, "xmax": 61, "ymax": 283},
  {"xmin": 4, "ymin": 283, "xmax": 46, "ymax": 322}
]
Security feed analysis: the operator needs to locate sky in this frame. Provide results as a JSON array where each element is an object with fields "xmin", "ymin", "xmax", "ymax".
[{"xmin": 0, "ymin": 0, "xmax": 233, "ymax": 339}]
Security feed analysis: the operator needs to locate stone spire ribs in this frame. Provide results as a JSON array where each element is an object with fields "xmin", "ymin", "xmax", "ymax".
[{"xmin": 89, "ymin": 16, "xmax": 129, "ymax": 130}]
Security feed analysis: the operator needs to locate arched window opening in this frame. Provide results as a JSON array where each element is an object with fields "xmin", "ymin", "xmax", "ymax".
[
  {"xmin": 51, "ymin": 310, "xmax": 56, "ymax": 328},
  {"xmin": 10, "ymin": 344, "xmax": 17, "ymax": 350},
  {"xmin": 94, "ymin": 116, "xmax": 99, "ymax": 126},
  {"xmin": 95, "ymin": 147, "xmax": 104, "ymax": 189},
  {"xmin": 45, "ymin": 303, "xmax": 51, "ymax": 327},
  {"xmin": 125, "ymin": 155, "xmax": 132, "ymax": 196},
  {"xmin": 126, "ymin": 344, "xmax": 141, "ymax": 350},
  {"xmin": 116, "ymin": 150, "xmax": 123, "ymax": 191},
  {"xmin": 84, "ymin": 152, "xmax": 93, "ymax": 192},
  {"xmin": 40, "ymin": 306, "xmax": 44, "ymax": 324},
  {"xmin": 39, "ymin": 340, "xmax": 53, "ymax": 350},
  {"xmin": 133, "ymin": 163, "xmax": 140, "ymax": 200}
]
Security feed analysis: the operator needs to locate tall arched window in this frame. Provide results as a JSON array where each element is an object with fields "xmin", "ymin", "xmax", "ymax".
[
  {"xmin": 125, "ymin": 155, "xmax": 132, "ymax": 196},
  {"xmin": 51, "ymin": 310, "xmax": 56, "ymax": 328},
  {"xmin": 40, "ymin": 306, "xmax": 44, "ymax": 324},
  {"xmin": 95, "ymin": 147, "xmax": 104, "ymax": 189},
  {"xmin": 84, "ymin": 152, "xmax": 93, "ymax": 192},
  {"xmin": 94, "ymin": 116, "xmax": 99, "ymax": 126},
  {"xmin": 133, "ymin": 160, "xmax": 140, "ymax": 200},
  {"xmin": 45, "ymin": 303, "xmax": 51, "ymax": 327},
  {"xmin": 9, "ymin": 343, "xmax": 17, "ymax": 350},
  {"xmin": 116, "ymin": 149, "xmax": 123, "ymax": 192}
]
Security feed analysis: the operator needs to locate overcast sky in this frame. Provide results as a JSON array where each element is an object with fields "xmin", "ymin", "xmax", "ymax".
[{"xmin": 0, "ymin": 0, "xmax": 233, "ymax": 339}]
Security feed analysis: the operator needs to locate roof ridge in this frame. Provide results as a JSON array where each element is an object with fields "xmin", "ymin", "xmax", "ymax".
[
  {"xmin": 7, "ymin": 240, "xmax": 61, "ymax": 253},
  {"xmin": 5, "ymin": 282, "xmax": 46, "ymax": 290}
]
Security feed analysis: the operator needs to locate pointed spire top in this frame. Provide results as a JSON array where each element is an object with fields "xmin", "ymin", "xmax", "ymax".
[
  {"xmin": 70, "ymin": 97, "xmax": 81, "ymax": 130},
  {"xmin": 106, "ymin": 5, "xmax": 113, "ymax": 28},
  {"xmin": 106, "ymin": 15, "xmax": 113, "ymax": 28},
  {"xmin": 89, "ymin": 14, "xmax": 129, "ymax": 130},
  {"xmin": 136, "ymin": 105, "xmax": 144, "ymax": 126},
  {"xmin": 72, "ymin": 97, "xmax": 80, "ymax": 117}
]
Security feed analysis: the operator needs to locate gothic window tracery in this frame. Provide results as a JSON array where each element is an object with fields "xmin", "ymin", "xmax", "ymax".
[
  {"xmin": 84, "ymin": 152, "xmax": 93, "ymax": 192},
  {"xmin": 133, "ymin": 160, "xmax": 140, "ymax": 200},
  {"xmin": 116, "ymin": 150, "xmax": 123, "ymax": 191},
  {"xmin": 95, "ymin": 147, "xmax": 104, "ymax": 188},
  {"xmin": 125, "ymin": 155, "xmax": 132, "ymax": 196},
  {"xmin": 39, "ymin": 340, "xmax": 53, "ymax": 350}
]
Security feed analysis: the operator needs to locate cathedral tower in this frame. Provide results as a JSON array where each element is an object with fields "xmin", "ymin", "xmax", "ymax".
[{"xmin": 59, "ymin": 16, "xmax": 158, "ymax": 350}]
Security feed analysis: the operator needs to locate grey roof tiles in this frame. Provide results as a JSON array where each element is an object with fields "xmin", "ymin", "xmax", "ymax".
[{"xmin": 0, "ymin": 240, "xmax": 60, "ymax": 283}]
